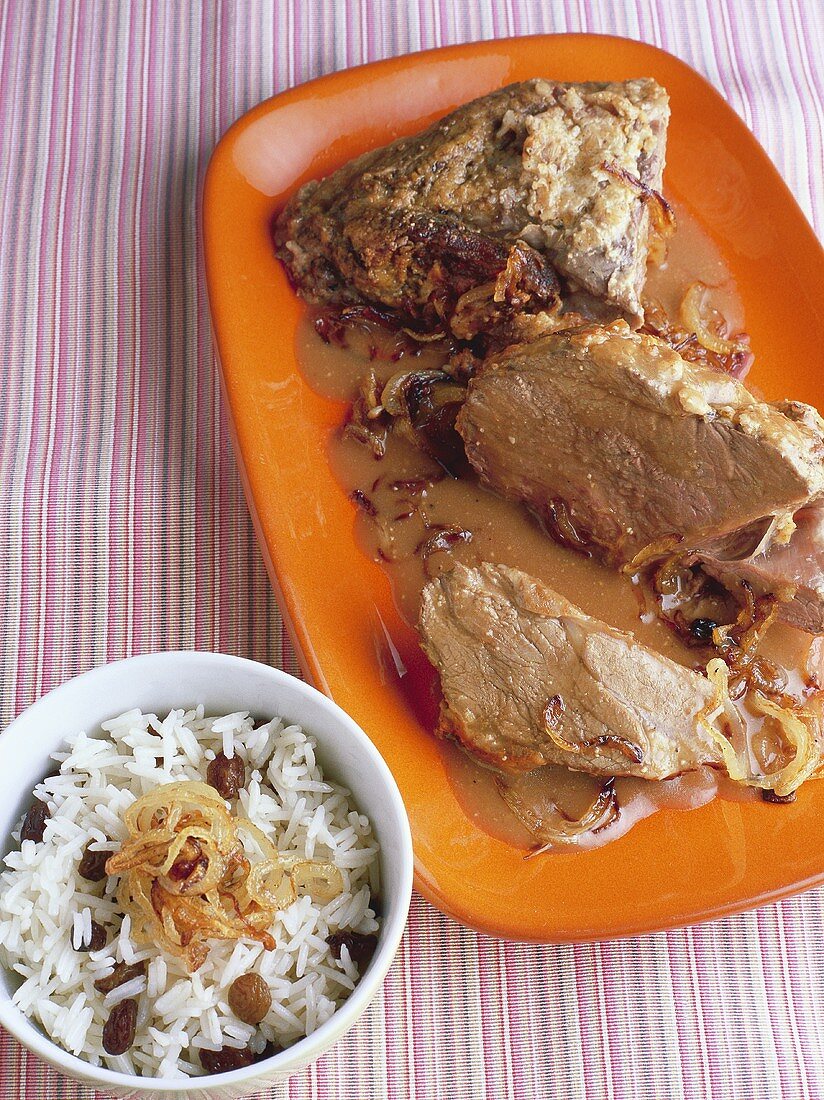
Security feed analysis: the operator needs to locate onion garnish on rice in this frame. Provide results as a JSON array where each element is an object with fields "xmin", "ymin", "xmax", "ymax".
[{"xmin": 106, "ymin": 781, "xmax": 342, "ymax": 973}]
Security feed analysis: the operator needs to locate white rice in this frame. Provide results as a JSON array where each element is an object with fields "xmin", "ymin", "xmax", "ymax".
[{"xmin": 0, "ymin": 708, "xmax": 380, "ymax": 1078}]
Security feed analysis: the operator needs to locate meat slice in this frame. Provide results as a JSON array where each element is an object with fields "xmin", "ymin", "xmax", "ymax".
[
  {"xmin": 275, "ymin": 78, "xmax": 670, "ymax": 327},
  {"xmin": 457, "ymin": 323, "xmax": 824, "ymax": 628},
  {"xmin": 419, "ymin": 562, "xmax": 721, "ymax": 778}
]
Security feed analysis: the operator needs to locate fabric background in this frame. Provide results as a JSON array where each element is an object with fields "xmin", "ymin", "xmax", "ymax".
[{"xmin": 1, "ymin": 1, "xmax": 823, "ymax": 1097}]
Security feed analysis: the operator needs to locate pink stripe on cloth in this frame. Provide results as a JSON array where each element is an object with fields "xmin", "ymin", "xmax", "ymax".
[{"xmin": 1, "ymin": 1, "xmax": 823, "ymax": 1097}]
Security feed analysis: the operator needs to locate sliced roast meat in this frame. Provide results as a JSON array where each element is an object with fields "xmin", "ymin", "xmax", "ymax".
[
  {"xmin": 419, "ymin": 562, "xmax": 722, "ymax": 779},
  {"xmin": 275, "ymin": 79, "xmax": 670, "ymax": 328},
  {"xmin": 457, "ymin": 323, "xmax": 824, "ymax": 629}
]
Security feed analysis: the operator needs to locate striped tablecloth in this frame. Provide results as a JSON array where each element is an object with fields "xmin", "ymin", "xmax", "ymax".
[{"xmin": 1, "ymin": 2, "xmax": 823, "ymax": 1097}]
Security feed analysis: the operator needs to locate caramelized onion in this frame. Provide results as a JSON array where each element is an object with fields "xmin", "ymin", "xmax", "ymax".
[
  {"xmin": 389, "ymin": 477, "xmax": 435, "ymax": 494},
  {"xmin": 710, "ymin": 581, "xmax": 785, "ymax": 697},
  {"xmin": 378, "ymin": 369, "xmax": 467, "ymax": 472},
  {"xmin": 380, "ymin": 369, "xmax": 465, "ymax": 422},
  {"xmin": 602, "ymin": 161, "xmax": 676, "ymax": 238},
  {"xmin": 282, "ymin": 856, "xmax": 345, "ymax": 901},
  {"xmin": 448, "ymin": 283, "xmax": 500, "ymax": 342},
  {"xmin": 416, "ymin": 525, "xmax": 472, "ymax": 559},
  {"xmin": 314, "ymin": 305, "xmax": 430, "ymax": 362},
  {"xmin": 699, "ymin": 659, "xmax": 750, "ymax": 784},
  {"xmin": 641, "ymin": 294, "xmax": 753, "ymax": 379},
  {"xmin": 381, "ymin": 369, "xmax": 441, "ymax": 418},
  {"xmin": 622, "ymin": 535, "xmax": 685, "ymax": 576},
  {"xmin": 680, "ymin": 282, "xmax": 749, "ymax": 357},
  {"xmin": 350, "ymin": 489, "xmax": 377, "ymax": 517},
  {"xmin": 623, "ymin": 537, "xmax": 766, "ymax": 654},
  {"xmin": 337, "ymin": 304, "xmax": 402, "ymax": 332},
  {"xmin": 343, "ymin": 419, "xmax": 388, "ymax": 458},
  {"xmin": 749, "ymin": 693, "xmax": 821, "ymax": 798},
  {"xmin": 547, "ymin": 730, "xmax": 643, "ymax": 765},
  {"xmin": 344, "ymin": 371, "xmax": 389, "ymax": 458},
  {"xmin": 545, "ymin": 499, "xmax": 593, "ymax": 555},
  {"xmin": 496, "ymin": 774, "xmax": 620, "ymax": 854},
  {"xmin": 493, "ymin": 240, "xmax": 560, "ymax": 309},
  {"xmin": 105, "ymin": 781, "xmax": 342, "ymax": 972},
  {"xmin": 700, "ymin": 660, "xmax": 822, "ymax": 797},
  {"xmin": 400, "ymin": 328, "xmax": 446, "ymax": 343},
  {"xmin": 542, "ymin": 699, "xmax": 643, "ymax": 764},
  {"xmin": 653, "ymin": 555, "xmax": 694, "ymax": 598}
]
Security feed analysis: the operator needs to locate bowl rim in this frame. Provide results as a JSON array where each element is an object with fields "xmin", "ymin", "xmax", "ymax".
[{"xmin": 0, "ymin": 650, "xmax": 414, "ymax": 1092}]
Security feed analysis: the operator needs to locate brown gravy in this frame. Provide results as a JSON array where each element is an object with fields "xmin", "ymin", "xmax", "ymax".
[{"xmin": 293, "ymin": 201, "xmax": 817, "ymax": 852}]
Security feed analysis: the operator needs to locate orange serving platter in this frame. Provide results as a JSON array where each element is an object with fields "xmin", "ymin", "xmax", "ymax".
[{"xmin": 204, "ymin": 35, "xmax": 824, "ymax": 941}]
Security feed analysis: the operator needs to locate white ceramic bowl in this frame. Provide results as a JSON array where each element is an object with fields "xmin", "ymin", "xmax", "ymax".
[{"xmin": 0, "ymin": 652, "xmax": 413, "ymax": 1100}]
